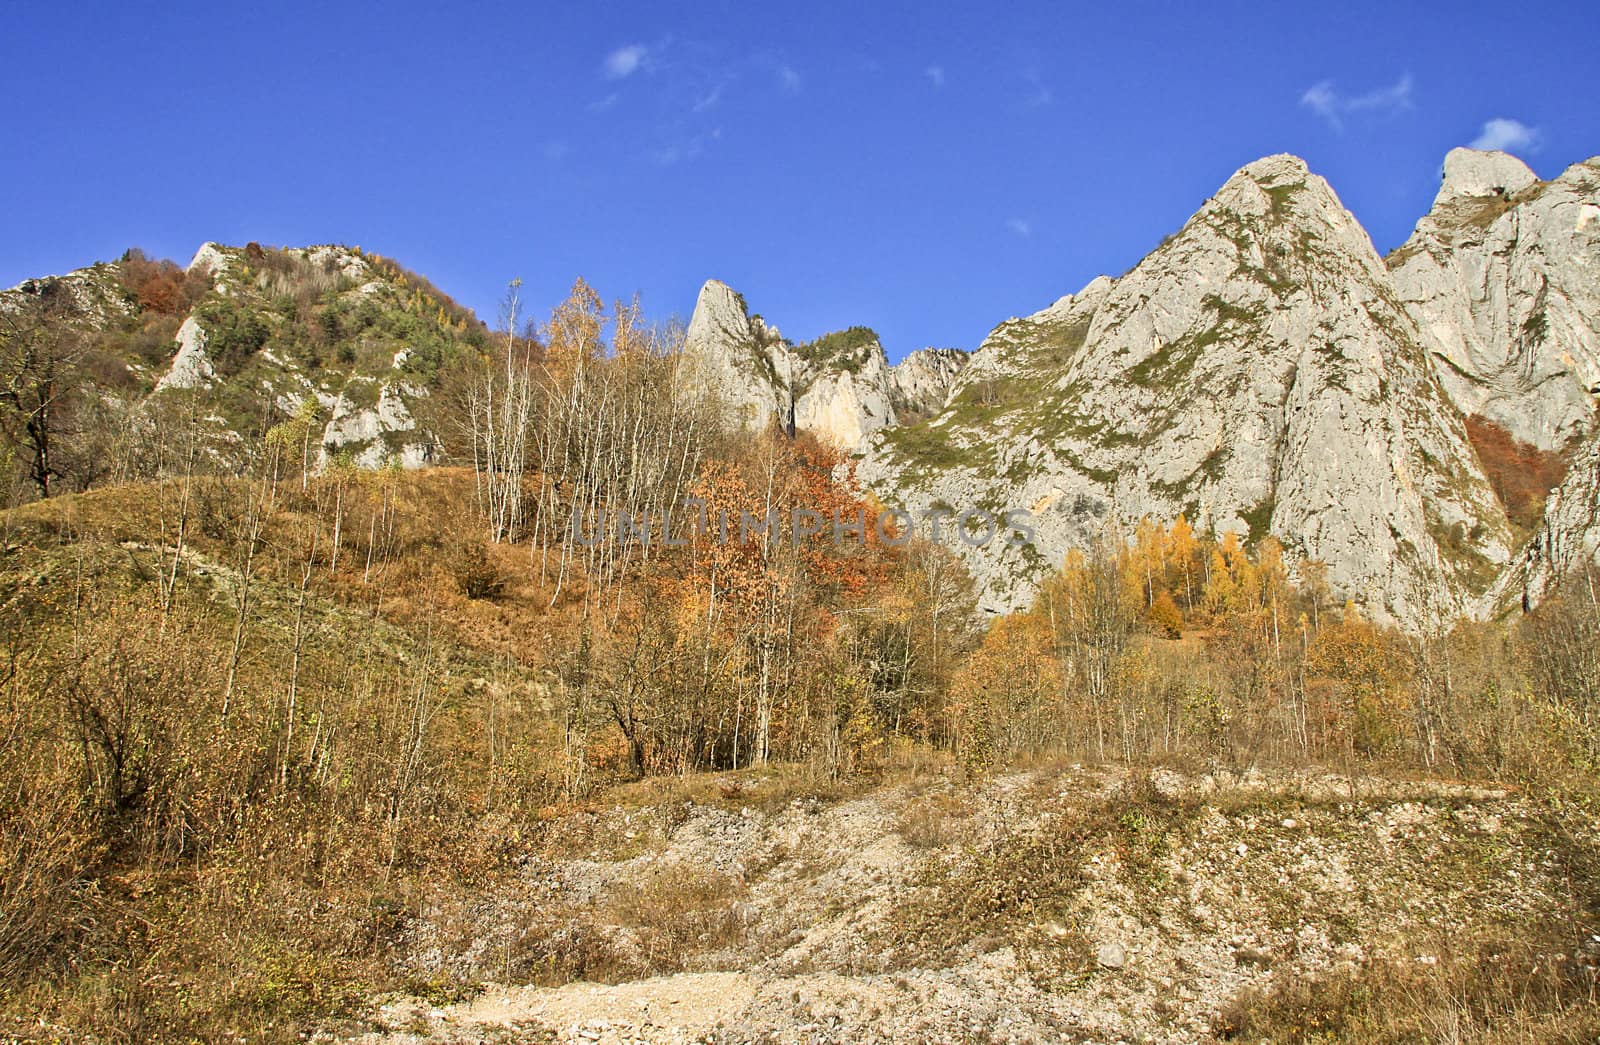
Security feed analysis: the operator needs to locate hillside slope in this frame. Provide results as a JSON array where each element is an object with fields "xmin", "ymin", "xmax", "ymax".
[
  {"xmin": 1, "ymin": 241, "xmax": 489, "ymax": 479},
  {"xmin": 339, "ymin": 766, "xmax": 1598, "ymax": 1045}
]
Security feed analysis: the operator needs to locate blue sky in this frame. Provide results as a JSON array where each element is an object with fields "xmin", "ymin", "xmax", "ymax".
[{"xmin": 3, "ymin": 1, "xmax": 1597, "ymax": 360}]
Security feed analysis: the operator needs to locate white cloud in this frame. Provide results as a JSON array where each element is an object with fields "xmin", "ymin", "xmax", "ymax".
[
  {"xmin": 693, "ymin": 84, "xmax": 724, "ymax": 113},
  {"xmin": 924, "ymin": 65, "xmax": 945, "ymax": 88},
  {"xmin": 1006, "ymin": 218, "xmax": 1032, "ymax": 238},
  {"xmin": 604, "ymin": 43, "xmax": 649, "ymax": 79},
  {"xmin": 1300, "ymin": 74, "xmax": 1414, "ymax": 130},
  {"xmin": 1300, "ymin": 81, "xmax": 1340, "ymax": 123},
  {"xmin": 1470, "ymin": 117, "xmax": 1541, "ymax": 153},
  {"xmin": 778, "ymin": 64, "xmax": 802, "ymax": 95}
]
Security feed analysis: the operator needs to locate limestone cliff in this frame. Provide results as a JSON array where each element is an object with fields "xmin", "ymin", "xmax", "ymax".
[
  {"xmin": 681, "ymin": 280, "xmax": 795, "ymax": 434},
  {"xmin": 859, "ymin": 155, "xmax": 1512, "ymax": 623},
  {"xmin": 681, "ymin": 283, "xmax": 968, "ymax": 450},
  {"xmin": 1390, "ymin": 149, "xmax": 1600, "ymax": 451}
]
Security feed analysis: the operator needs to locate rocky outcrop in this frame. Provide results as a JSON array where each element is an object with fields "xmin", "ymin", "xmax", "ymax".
[
  {"xmin": 1390, "ymin": 149, "xmax": 1600, "ymax": 450},
  {"xmin": 682, "ymin": 282, "xmax": 969, "ymax": 450},
  {"xmin": 187, "ymin": 242, "xmax": 231, "ymax": 278},
  {"xmin": 1433, "ymin": 148, "xmax": 1538, "ymax": 204},
  {"xmin": 1494, "ymin": 427, "xmax": 1600, "ymax": 611},
  {"xmin": 321, "ymin": 381, "xmax": 433, "ymax": 469},
  {"xmin": 793, "ymin": 339, "xmax": 897, "ymax": 450},
  {"xmin": 859, "ymin": 155, "xmax": 1513, "ymax": 624},
  {"xmin": 153, "ymin": 316, "xmax": 217, "ymax": 391},
  {"xmin": 681, "ymin": 280, "xmax": 794, "ymax": 433},
  {"xmin": 890, "ymin": 348, "xmax": 968, "ymax": 418}
]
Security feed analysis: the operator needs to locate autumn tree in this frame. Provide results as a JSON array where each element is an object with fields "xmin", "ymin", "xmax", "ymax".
[
  {"xmin": 0, "ymin": 280, "xmax": 91, "ymax": 499},
  {"xmin": 1305, "ymin": 603, "xmax": 1404, "ymax": 759},
  {"xmin": 1036, "ymin": 533, "xmax": 1140, "ymax": 758}
]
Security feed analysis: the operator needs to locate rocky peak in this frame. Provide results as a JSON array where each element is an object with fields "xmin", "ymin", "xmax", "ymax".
[
  {"xmin": 1390, "ymin": 149, "xmax": 1600, "ymax": 450},
  {"xmin": 1217, "ymin": 153, "xmax": 1313, "ymax": 203},
  {"xmin": 685, "ymin": 280, "xmax": 754, "ymax": 354},
  {"xmin": 187, "ymin": 242, "xmax": 231, "ymax": 278},
  {"xmin": 682, "ymin": 283, "xmax": 970, "ymax": 450},
  {"xmin": 1435, "ymin": 147, "xmax": 1538, "ymax": 206},
  {"xmin": 859, "ymin": 153, "xmax": 1511, "ymax": 625},
  {"xmin": 682, "ymin": 279, "xmax": 794, "ymax": 433}
]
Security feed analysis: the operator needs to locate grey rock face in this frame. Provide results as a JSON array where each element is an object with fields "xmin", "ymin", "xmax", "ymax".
[
  {"xmin": 682, "ymin": 281, "xmax": 968, "ymax": 450},
  {"xmin": 682, "ymin": 280, "xmax": 794, "ymax": 434},
  {"xmin": 1494, "ymin": 428, "xmax": 1600, "ymax": 610},
  {"xmin": 890, "ymin": 348, "xmax": 969, "ymax": 418},
  {"xmin": 1390, "ymin": 150, "xmax": 1600, "ymax": 450},
  {"xmin": 860, "ymin": 155, "xmax": 1512, "ymax": 625}
]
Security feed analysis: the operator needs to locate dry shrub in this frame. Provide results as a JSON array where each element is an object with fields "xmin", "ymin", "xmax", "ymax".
[
  {"xmin": 1216, "ymin": 931, "xmax": 1600, "ymax": 1043},
  {"xmin": 0, "ymin": 743, "xmax": 103, "ymax": 982},
  {"xmin": 1465, "ymin": 415, "xmax": 1570, "ymax": 530},
  {"xmin": 895, "ymin": 790, "xmax": 974, "ymax": 848},
  {"xmin": 489, "ymin": 863, "xmax": 750, "ymax": 986},
  {"xmin": 448, "ymin": 539, "xmax": 506, "ymax": 600},
  {"xmin": 600, "ymin": 863, "xmax": 750, "ymax": 971}
]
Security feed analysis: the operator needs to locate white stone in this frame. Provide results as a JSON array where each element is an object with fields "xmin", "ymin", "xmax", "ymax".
[
  {"xmin": 1095, "ymin": 943, "xmax": 1127, "ymax": 969},
  {"xmin": 154, "ymin": 316, "xmax": 217, "ymax": 391}
]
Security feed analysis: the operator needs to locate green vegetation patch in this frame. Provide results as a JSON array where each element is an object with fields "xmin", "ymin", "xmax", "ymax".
[{"xmin": 794, "ymin": 326, "xmax": 880, "ymax": 374}]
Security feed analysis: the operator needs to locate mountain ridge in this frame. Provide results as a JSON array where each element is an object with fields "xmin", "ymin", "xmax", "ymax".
[{"xmin": 8, "ymin": 147, "xmax": 1600, "ymax": 627}]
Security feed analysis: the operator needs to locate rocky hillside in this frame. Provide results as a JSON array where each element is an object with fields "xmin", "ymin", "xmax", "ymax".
[
  {"xmin": 1390, "ymin": 149, "xmax": 1600, "ymax": 452},
  {"xmin": 680, "ymin": 280, "xmax": 969, "ymax": 449},
  {"xmin": 857, "ymin": 156, "xmax": 1512, "ymax": 623},
  {"xmin": 677, "ymin": 149, "xmax": 1600, "ymax": 624},
  {"xmin": 1, "ymin": 241, "xmax": 489, "ymax": 471},
  {"xmin": 1495, "ymin": 423, "xmax": 1600, "ymax": 609},
  {"xmin": 332, "ymin": 766, "xmax": 1596, "ymax": 1045}
]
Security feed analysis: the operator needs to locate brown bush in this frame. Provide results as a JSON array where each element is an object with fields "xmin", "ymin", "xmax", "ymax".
[
  {"xmin": 1465, "ymin": 415, "xmax": 1570, "ymax": 529},
  {"xmin": 449, "ymin": 540, "xmax": 506, "ymax": 600},
  {"xmin": 118, "ymin": 248, "xmax": 209, "ymax": 316}
]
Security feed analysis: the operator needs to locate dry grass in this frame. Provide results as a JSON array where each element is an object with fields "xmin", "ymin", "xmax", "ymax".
[
  {"xmin": 4, "ymin": 472, "xmax": 1600, "ymax": 1043},
  {"xmin": 895, "ymin": 789, "xmax": 976, "ymax": 848},
  {"xmin": 1217, "ymin": 930, "xmax": 1600, "ymax": 1043}
]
